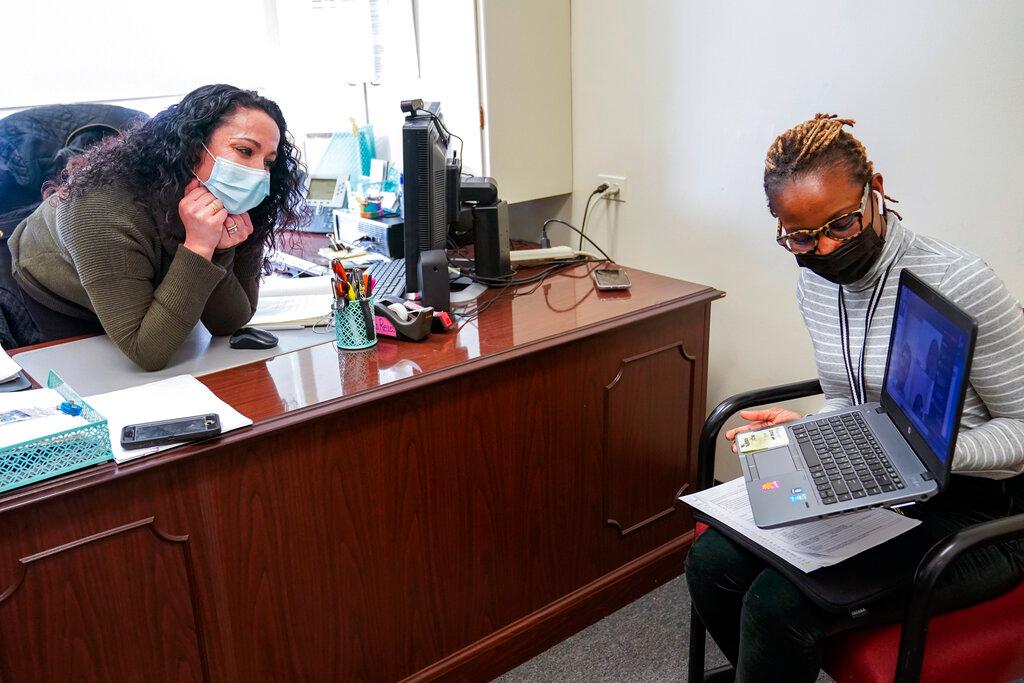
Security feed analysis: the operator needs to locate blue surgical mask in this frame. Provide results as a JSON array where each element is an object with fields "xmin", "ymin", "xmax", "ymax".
[{"xmin": 196, "ymin": 143, "xmax": 271, "ymax": 214}]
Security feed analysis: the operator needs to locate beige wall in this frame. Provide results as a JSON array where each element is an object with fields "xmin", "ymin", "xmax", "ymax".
[{"xmin": 569, "ymin": 0, "xmax": 1024, "ymax": 478}]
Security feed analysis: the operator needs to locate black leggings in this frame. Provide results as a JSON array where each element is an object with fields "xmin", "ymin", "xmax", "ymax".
[{"xmin": 685, "ymin": 474, "xmax": 1024, "ymax": 682}]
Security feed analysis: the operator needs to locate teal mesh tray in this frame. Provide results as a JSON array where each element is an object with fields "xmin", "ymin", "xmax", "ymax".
[{"xmin": 0, "ymin": 371, "xmax": 113, "ymax": 493}]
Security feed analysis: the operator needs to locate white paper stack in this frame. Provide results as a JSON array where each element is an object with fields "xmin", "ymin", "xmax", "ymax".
[
  {"xmin": 249, "ymin": 275, "xmax": 334, "ymax": 329},
  {"xmin": 86, "ymin": 375, "xmax": 253, "ymax": 463},
  {"xmin": 0, "ymin": 388, "xmax": 89, "ymax": 447},
  {"xmin": 680, "ymin": 478, "xmax": 921, "ymax": 573},
  {"xmin": 0, "ymin": 345, "xmax": 23, "ymax": 384}
]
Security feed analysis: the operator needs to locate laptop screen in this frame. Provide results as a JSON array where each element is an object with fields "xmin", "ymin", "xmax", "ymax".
[{"xmin": 883, "ymin": 281, "xmax": 973, "ymax": 464}]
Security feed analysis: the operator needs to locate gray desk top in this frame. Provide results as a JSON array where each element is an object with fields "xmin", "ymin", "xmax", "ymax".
[{"xmin": 16, "ymin": 326, "xmax": 334, "ymax": 395}]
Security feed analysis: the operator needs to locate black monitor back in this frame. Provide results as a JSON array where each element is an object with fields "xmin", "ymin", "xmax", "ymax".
[{"xmin": 402, "ymin": 102, "xmax": 449, "ymax": 291}]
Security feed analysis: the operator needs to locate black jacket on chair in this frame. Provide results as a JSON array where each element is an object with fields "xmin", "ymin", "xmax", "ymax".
[{"xmin": 0, "ymin": 103, "xmax": 148, "ymax": 235}]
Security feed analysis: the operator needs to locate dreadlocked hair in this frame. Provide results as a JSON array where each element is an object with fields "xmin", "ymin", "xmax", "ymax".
[{"xmin": 763, "ymin": 113, "xmax": 874, "ymax": 216}]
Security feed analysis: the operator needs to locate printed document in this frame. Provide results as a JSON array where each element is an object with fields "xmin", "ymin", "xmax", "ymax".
[
  {"xmin": 249, "ymin": 275, "xmax": 333, "ymax": 328},
  {"xmin": 87, "ymin": 375, "xmax": 252, "ymax": 463},
  {"xmin": 680, "ymin": 478, "xmax": 921, "ymax": 572},
  {"xmin": 0, "ymin": 345, "xmax": 23, "ymax": 383},
  {"xmin": 0, "ymin": 388, "xmax": 89, "ymax": 447}
]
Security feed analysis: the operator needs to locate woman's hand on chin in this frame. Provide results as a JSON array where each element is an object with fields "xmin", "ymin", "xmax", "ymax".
[{"xmin": 179, "ymin": 178, "xmax": 228, "ymax": 260}]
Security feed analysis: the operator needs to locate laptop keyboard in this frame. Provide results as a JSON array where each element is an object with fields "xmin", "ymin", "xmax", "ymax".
[{"xmin": 791, "ymin": 413, "xmax": 905, "ymax": 505}]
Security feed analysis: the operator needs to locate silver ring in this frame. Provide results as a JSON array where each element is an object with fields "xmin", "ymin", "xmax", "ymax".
[{"xmin": 226, "ymin": 224, "xmax": 238, "ymax": 235}]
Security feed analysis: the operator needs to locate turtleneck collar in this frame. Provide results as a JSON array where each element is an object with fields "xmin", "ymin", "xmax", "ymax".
[{"xmin": 842, "ymin": 213, "xmax": 913, "ymax": 292}]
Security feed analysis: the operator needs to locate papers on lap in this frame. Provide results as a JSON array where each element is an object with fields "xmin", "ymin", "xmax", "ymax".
[{"xmin": 680, "ymin": 478, "xmax": 921, "ymax": 573}]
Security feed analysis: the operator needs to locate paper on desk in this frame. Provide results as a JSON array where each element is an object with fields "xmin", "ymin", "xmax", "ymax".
[
  {"xmin": 680, "ymin": 478, "xmax": 921, "ymax": 573},
  {"xmin": 86, "ymin": 375, "xmax": 252, "ymax": 464},
  {"xmin": 318, "ymin": 245, "xmax": 367, "ymax": 261},
  {"xmin": 0, "ymin": 388, "xmax": 89, "ymax": 446},
  {"xmin": 249, "ymin": 275, "xmax": 333, "ymax": 328},
  {"xmin": 0, "ymin": 344, "xmax": 23, "ymax": 383}
]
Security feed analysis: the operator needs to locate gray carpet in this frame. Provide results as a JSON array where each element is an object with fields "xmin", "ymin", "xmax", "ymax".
[{"xmin": 495, "ymin": 575, "xmax": 834, "ymax": 683}]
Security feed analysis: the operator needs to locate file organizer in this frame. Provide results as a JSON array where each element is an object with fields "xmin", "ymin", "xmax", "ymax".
[{"xmin": 0, "ymin": 371, "xmax": 113, "ymax": 493}]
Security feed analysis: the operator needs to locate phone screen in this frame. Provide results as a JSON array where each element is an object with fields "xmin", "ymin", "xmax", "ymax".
[
  {"xmin": 594, "ymin": 268, "xmax": 631, "ymax": 289},
  {"xmin": 134, "ymin": 417, "xmax": 209, "ymax": 441}
]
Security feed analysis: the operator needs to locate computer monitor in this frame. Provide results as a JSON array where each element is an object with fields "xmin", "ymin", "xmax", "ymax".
[{"xmin": 402, "ymin": 101, "xmax": 455, "ymax": 291}]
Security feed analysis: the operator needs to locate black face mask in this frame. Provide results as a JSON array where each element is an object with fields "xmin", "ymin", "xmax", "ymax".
[{"xmin": 794, "ymin": 223, "xmax": 885, "ymax": 285}]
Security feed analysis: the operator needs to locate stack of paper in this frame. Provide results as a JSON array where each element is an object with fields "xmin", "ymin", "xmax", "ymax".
[
  {"xmin": 680, "ymin": 478, "xmax": 921, "ymax": 573},
  {"xmin": 86, "ymin": 375, "xmax": 253, "ymax": 464},
  {"xmin": 0, "ymin": 388, "xmax": 90, "ymax": 447},
  {"xmin": 0, "ymin": 345, "xmax": 23, "ymax": 384},
  {"xmin": 249, "ymin": 275, "xmax": 334, "ymax": 329}
]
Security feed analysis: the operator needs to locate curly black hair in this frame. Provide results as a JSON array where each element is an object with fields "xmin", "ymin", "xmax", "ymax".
[{"xmin": 50, "ymin": 84, "xmax": 308, "ymax": 258}]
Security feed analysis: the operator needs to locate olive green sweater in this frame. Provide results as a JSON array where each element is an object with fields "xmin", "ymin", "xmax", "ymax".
[{"xmin": 9, "ymin": 184, "xmax": 262, "ymax": 370}]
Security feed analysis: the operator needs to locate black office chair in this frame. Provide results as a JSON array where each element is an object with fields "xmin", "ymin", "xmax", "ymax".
[
  {"xmin": 687, "ymin": 379, "xmax": 1024, "ymax": 683},
  {"xmin": 0, "ymin": 103, "xmax": 147, "ymax": 235}
]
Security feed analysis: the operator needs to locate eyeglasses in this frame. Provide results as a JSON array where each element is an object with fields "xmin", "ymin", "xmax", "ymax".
[{"xmin": 775, "ymin": 182, "xmax": 871, "ymax": 254}]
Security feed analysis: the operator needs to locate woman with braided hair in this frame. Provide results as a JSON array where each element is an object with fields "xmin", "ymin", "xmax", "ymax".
[{"xmin": 685, "ymin": 114, "xmax": 1024, "ymax": 681}]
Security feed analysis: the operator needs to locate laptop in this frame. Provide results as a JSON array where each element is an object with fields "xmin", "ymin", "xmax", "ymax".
[{"xmin": 741, "ymin": 269, "xmax": 977, "ymax": 529}]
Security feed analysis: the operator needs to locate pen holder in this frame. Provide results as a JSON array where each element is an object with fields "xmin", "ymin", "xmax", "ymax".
[{"xmin": 334, "ymin": 301, "xmax": 377, "ymax": 350}]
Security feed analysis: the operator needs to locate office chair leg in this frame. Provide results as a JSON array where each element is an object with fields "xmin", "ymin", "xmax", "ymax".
[{"xmin": 687, "ymin": 604, "xmax": 707, "ymax": 683}]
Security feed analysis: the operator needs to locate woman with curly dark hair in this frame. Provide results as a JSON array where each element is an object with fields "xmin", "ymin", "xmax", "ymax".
[{"xmin": 3, "ymin": 83, "xmax": 306, "ymax": 370}]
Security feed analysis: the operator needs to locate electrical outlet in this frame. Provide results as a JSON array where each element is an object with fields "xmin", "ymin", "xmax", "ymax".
[{"xmin": 597, "ymin": 174, "xmax": 627, "ymax": 202}]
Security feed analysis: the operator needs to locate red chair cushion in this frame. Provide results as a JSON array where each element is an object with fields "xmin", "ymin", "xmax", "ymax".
[
  {"xmin": 692, "ymin": 521, "xmax": 1024, "ymax": 681},
  {"xmin": 824, "ymin": 580, "xmax": 1024, "ymax": 682}
]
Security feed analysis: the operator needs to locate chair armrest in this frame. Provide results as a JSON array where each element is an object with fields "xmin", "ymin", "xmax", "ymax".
[
  {"xmin": 895, "ymin": 511, "xmax": 1024, "ymax": 683},
  {"xmin": 697, "ymin": 379, "xmax": 822, "ymax": 490}
]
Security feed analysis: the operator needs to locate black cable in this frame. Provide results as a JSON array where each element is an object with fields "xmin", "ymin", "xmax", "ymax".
[
  {"xmin": 578, "ymin": 190, "xmax": 600, "ymax": 250},
  {"xmin": 416, "ymin": 107, "xmax": 464, "ymax": 164},
  {"xmin": 454, "ymin": 258, "xmax": 595, "ymax": 330},
  {"xmin": 463, "ymin": 256, "xmax": 590, "ymax": 287},
  {"xmin": 542, "ymin": 219, "xmax": 614, "ymax": 262}
]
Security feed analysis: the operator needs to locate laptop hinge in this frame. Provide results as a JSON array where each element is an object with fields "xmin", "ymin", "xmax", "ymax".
[
  {"xmin": 875, "ymin": 406, "xmax": 886, "ymax": 414},
  {"xmin": 921, "ymin": 472, "xmax": 935, "ymax": 481}
]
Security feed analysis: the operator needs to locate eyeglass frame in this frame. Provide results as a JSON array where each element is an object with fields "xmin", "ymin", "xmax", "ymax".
[{"xmin": 775, "ymin": 182, "xmax": 872, "ymax": 253}]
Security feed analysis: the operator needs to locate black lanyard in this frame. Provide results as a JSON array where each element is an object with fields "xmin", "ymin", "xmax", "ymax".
[{"xmin": 838, "ymin": 263, "xmax": 896, "ymax": 405}]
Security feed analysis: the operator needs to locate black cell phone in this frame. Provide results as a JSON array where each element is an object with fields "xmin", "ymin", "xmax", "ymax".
[
  {"xmin": 592, "ymin": 267, "xmax": 631, "ymax": 290},
  {"xmin": 120, "ymin": 414, "xmax": 221, "ymax": 450}
]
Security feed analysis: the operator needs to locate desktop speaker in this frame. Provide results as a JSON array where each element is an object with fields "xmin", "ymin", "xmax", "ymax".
[
  {"xmin": 473, "ymin": 200, "xmax": 511, "ymax": 280},
  {"xmin": 418, "ymin": 249, "xmax": 451, "ymax": 312}
]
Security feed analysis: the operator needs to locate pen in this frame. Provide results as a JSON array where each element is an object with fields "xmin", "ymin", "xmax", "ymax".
[{"xmin": 331, "ymin": 258, "xmax": 347, "ymax": 281}]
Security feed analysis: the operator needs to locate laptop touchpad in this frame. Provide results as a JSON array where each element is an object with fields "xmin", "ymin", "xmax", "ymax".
[{"xmin": 749, "ymin": 449, "xmax": 797, "ymax": 477}]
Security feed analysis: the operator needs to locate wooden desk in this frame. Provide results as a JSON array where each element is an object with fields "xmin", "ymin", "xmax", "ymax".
[{"xmin": 0, "ymin": 263, "xmax": 722, "ymax": 681}]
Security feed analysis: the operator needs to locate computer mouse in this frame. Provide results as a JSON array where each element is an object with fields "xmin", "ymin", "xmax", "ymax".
[{"xmin": 229, "ymin": 326, "xmax": 279, "ymax": 350}]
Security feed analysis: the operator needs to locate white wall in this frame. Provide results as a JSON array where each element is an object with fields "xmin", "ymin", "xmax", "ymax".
[{"xmin": 569, "ymin": 0, "xmax": 1024, "ymax": 477}]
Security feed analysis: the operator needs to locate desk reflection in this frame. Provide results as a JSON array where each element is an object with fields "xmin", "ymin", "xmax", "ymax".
[{"xmin": 200, "ymin": 263, "xmax": 712, "ymax": 421}]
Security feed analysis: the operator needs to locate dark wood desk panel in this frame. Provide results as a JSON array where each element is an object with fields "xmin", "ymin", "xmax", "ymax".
[{"xmin": 0, "ymin": 263, "xmax": 722, "ymax": 681}]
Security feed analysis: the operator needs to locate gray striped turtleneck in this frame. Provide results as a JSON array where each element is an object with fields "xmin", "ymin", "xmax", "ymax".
[{"xmin": 796, "ymin": 214, "xmax": 1024, "ymax": 479}]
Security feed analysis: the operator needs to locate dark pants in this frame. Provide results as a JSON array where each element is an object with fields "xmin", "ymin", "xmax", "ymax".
[{"xmin": 685, "ymin": 474, "xmax": 1024, "ymax": 683}]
